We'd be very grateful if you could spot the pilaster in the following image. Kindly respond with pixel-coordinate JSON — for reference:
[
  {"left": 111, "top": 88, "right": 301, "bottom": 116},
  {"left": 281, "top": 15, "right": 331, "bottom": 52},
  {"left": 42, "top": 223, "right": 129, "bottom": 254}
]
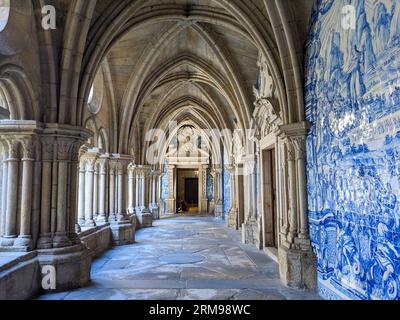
[{"left": 277, "top": 121, "right": 317, "bottom": 290}]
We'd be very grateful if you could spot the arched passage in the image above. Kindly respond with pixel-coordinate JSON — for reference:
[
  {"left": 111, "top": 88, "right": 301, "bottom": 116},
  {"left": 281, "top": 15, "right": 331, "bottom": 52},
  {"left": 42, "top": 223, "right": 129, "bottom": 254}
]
[{"left": 0, "top": 0, "right": 328, "bottom": 300}]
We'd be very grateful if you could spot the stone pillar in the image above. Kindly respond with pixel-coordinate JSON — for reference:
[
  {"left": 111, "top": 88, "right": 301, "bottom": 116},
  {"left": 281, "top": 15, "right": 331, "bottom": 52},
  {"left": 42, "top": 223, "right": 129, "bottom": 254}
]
[
  {"left": 84, "top": 159, "right": 96, "bottom": 227},
  {"left": 93, "top": 163, "right": 99, "bottom": 221},
  {"left": 135, "top": 166, "right": 141, "bottom": 213},
  {"left": 286, "top": 140, "right": 298, "bottom": 242},
  {"left": 15, "top": 138, "right": 35, "bottom": 249},
  {"left": 293, "top": 137, "right": 309, "bottom": 239},
  {"left": 115, "top": 161, "right": 129, "bottom": 222},
  {"left": 97, "top": 156, "right": 108, "bottom": 223},
  {"left": 199, "top": 164, "right": 209, "bottom": 213},
  {"left": 1, "top": 139, "right": 19, "bottom": 247},
  {"left": 166, "top": 165, "right": 176, "bottom": 213},
  {"left": 77, "top": 161, "right": 86, "bottom": 226},
  {"left": 53, "top": 138, "right": 75, "bottom": 248},
  {"left": 127, "top": 164, "right": 135, "bottom": 214},
  {"left": 0, "top": 121, "right": 92, "bottom": 291},
  {"left": 108, "top": 161, "right": 116, "bottom": 222},
  {"left": 150, "top": 170, "right": 160, "bottom": 220},
  {"left": 37, "top": 137, "right": 54, "bottom": 249},
  {"left": 109, "top": 155, "right": 135, "bottom": 245},
  {"left": 0, "top": 142, "right": 8, "bottom": 239},
  {"left": 277, "top": 122, "right": 317, "bottom": 291},
  {"left": 69, "top": 142, "right": 81, "bottom": 245},
  {"left": 136, "top": 166, "right": 152, "bottom": 227},
  {"left": 242, "top": 154, "right": 260, "bottom": 247},
  {"left": 226, "top": 165, "right": 238, "bottom": 229},
  {"left": 214, "top": 166, "right": 224, "bottom": 218}
]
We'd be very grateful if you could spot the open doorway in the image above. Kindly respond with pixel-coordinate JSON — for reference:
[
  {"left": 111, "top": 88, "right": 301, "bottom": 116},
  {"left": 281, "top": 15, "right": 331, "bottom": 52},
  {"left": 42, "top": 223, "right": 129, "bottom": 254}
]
[
  {"left": 262, "top": 148, "right": 278, "bottom": 248},
  {"left": 176, "top": 169, "right": 199, "bottom": 213}
]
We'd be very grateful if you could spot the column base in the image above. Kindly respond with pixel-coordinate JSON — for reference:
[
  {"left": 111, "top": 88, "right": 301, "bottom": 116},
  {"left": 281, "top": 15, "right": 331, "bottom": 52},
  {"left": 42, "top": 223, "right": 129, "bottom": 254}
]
[
  {"left": 209, "top": 200, "right": 215, "bottom": 214},
  {"left": 108, "top": 214, "right": 117, "bottom": 223},
  {"left": 110, "top": 221, "right": 135, "bottom": 246},
  {"left": 53, "top": 232, "right": 72, "bottom": 248},
  {"left": 14, "top": 235, "right": 33, "bottom": 250},
  {"left": 0, "top": 235, "right": 17, "bottom": 247},
  {"left": 200, "top": 199, "right": 208, "bottom": 214},
  {"left": 96, "top": 215, "right": 108, "bottom": 225},
  {"left": 84, "top": 220, "right": 96, "bottom": 228},
  {"left": 37, "top": 234, "right": 53, "bottom": 249},
  {"left": 166, "top": 199, "right": 176, "bottom": 214},
  {"left": 278, "top": 245, "right": 317, "bottom": 290},
  {"left": 37, "top": 244, "right": 91, "bottom": 292},
  {"left": 151, "top": 204, "right": 160, "bottom": 220},
  {"left": 227, "top": 208, "right": 238, "bottom": 229},
  {"left": 128, "top": 213, "right": 137, "bottom": 231},
  {"left": 214, "top": 202, "right": 224, "bottom": 219},
  {"left": 242, "top": 217, "right": 262, "bottom": 248},
  {"left": 137, "top": 212, "right": 153, "bottom": 228}
]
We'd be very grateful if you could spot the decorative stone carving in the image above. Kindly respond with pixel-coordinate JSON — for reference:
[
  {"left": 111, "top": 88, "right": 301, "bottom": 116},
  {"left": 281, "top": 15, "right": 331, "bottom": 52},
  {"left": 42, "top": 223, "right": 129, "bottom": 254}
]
[
  {"left": 20, "top": 136, "right": 36, "bottom": 160},
  {"left": 252, "top": 98, "right": 282, "bottom": 140},
  {"left": 256, "top": 52, "right": 275, "bottom": 99}
]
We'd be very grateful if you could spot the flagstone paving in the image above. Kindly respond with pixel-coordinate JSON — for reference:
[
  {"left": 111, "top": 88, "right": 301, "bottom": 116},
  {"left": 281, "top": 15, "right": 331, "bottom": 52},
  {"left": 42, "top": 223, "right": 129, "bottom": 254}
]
[{"left": 37, "top": 216, "right": 321, "bottom": 300}]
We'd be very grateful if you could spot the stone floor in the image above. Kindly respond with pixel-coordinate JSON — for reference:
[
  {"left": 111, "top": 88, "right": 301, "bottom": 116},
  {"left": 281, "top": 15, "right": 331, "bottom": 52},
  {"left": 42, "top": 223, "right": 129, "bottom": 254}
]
[{"left": 37, "top": 215, "right": 321, "bottom": 300}]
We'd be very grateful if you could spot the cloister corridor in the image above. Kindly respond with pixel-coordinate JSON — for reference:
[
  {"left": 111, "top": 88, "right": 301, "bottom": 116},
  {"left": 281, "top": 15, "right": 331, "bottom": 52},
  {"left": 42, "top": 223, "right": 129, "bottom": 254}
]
[{"left": 37, "top": 216, "right": 319, "bottom": 301}]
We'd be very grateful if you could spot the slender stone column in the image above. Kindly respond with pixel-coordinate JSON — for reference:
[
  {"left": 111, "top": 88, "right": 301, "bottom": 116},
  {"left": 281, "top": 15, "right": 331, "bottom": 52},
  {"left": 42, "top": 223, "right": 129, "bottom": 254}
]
[
  {"left": 77, "top": 162, "right": 86, "bottom": 226},
  {"left": 69, "top": 142, "right": 81, "bottom": 244},
  {"left": 286, "top": 139, "right": 298, "bottom": 242},
  {"left": 141, "top": 168, "right": 151, "bottom": 213},
  {"left": 0, "top": 143, "right": 8, "bottom": 238},
  {"left": 97, "top": 157, "right": 108, "bottom": 223},
  {"left": 214, "top": 166, "right": 224, "bottom": 218},
  {"left": 150, "top": 170, "right": 160, "bottom": 220},
  {"left": 53, "top": 139, "right": 74, "bottom": 248},
  {"left": 116, "top": 162, "right": 129, "bottom": 222},
  {"left": 226, "top": 165, "right": 237, "bottom": 228},
  {"left": 109, "top": 163, "right": 116, "bottom": 222},
  {"left": 148, "top": 170, "right": 154, "bottom": 209},
  {"left": 248, "top": 156, "right": 258, "bottom": 219},
  {"left": 199, "top": 164, "right": 209, "bottom": 213},
  {"left": 93, "top": 164, "right": 99, "bottom": 220},
  {"left": 15, "top": 138, "right": 35, "bottom": 248},
  {"left": 166, "top": 165, "right": 176, "bottom": 213},
  {"left": 135, "top": 167, "right": 141, "bottom": 213},
  {"left": 1, "top": 139, "right": 19, "bottom": 246},
  {"left": 84, "top": 159, "right": 96, "bottom": 227},
  {"left": 293, "top": 137, "right": 309, "bottom": 239},
  {"left": 242, "top": 154, "right": 261, "bottom": 246},
  {"left": 37, "top": 137, "right": 54, "bottom": 249},
  {"left": 128, "top": 164, "right": 135, "bottom": 214},
  {"left": 135, "top": 166, "right": 152, "bottom": 227}
]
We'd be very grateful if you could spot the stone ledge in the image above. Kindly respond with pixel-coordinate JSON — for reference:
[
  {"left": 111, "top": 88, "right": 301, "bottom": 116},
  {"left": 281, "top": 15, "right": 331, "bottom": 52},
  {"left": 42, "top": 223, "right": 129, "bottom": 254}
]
[
  {"left": 0, "top": 256, "right": 41, "bottom": 300},
  {"left": 79, "top": 225, "right": 112, "bottom": 259},
  {"left": 0, "top": 251, "right": 37, "bottom": 274}
]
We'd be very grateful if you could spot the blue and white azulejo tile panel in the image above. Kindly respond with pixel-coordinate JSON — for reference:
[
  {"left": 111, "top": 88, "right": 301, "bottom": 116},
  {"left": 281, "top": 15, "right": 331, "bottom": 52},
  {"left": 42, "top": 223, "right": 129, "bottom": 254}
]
[{"left": 305, "top": 0, "right": 400, "bottom": 300}]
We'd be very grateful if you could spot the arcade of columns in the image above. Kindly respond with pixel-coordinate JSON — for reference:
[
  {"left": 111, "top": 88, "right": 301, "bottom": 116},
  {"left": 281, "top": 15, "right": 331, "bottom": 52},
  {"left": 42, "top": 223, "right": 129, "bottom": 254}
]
[{"left": 0, "top": 108, "right": 315, "bottom": 293}]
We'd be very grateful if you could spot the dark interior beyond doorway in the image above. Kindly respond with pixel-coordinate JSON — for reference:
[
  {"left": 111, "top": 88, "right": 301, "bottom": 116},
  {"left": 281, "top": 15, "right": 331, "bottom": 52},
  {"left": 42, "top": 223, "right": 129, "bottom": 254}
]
[{"left": 185, "top": 178, "right": 199, "bottom": 207}]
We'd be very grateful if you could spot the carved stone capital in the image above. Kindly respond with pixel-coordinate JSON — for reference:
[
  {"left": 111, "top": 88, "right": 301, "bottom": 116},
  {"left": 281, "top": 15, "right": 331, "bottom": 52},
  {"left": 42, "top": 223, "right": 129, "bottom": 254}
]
[
  {"left": 41, "top": 137, "right": 55, "bottom": 161},
  {"left": 57, "top": 138, "right": 74, "bottom": 161},
  {"left": 284, "top": 138, "right": 296, "bottom": 162},
  {"left": 98, "top": 158, "right": 109, "bottom": 174},
  {"left": 291, "top": 136, "right": 307, "bottom": 160},
  {"left": 85, "top": 157, "right": 97, "bottom": 172}
]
